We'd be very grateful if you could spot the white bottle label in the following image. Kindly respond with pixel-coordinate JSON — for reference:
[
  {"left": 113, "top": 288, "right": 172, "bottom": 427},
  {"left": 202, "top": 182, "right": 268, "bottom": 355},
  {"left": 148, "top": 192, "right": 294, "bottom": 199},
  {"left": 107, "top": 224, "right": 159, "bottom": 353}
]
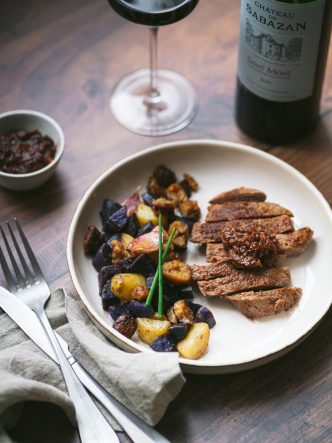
[{"left": 238, "top": 0, "right": 325, "bottom": 102}]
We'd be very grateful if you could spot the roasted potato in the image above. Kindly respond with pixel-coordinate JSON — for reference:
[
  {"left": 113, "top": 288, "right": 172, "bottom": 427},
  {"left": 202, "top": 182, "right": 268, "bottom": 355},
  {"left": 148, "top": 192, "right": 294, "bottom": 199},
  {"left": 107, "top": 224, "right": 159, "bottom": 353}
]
[
  {"left": 168, "top": 220, "right": 189, "bottom": 250},
  {"left": 183, "top": 172, "right": 198, "bottom": 191},
  {"left": 111, "top": 273, "right": 146, "bottom": 301},
  {"left": 173, "top": 300, "right": 194, "bottom": 325},
  {"left": 135, "top": 203, "right": 159, "bottom": 226},
  {"left": 120, "top": 233, "right": 134, "bottom": 257},
  {"left": 162, "top": 260, "right": 191, "bottom": 285},
  {"left": 166, "top": 183, "right": 188, "bottom": 204},
  {"left": 178, "top": 200, "right": 201, "bottom": 221},
  {"left": 137, "top": 318, "right": 171, "bottom": 345},
  {"left": 177, "top": 323, "right": 210, "bottom": 360},
  {"left": 111, "top": 239, "right": 125, "bottom": 263}
]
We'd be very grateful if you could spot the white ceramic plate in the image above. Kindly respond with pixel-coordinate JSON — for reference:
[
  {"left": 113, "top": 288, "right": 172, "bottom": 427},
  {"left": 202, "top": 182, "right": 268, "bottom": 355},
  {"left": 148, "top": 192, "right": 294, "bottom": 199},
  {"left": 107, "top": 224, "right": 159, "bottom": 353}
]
[{"left": 67, "top": 140, "right": 332, "bottom": 374}]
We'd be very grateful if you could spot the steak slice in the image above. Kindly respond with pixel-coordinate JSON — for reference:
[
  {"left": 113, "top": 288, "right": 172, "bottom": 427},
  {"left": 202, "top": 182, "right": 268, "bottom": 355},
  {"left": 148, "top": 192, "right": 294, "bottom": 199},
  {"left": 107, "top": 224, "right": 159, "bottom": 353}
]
[
  {"left": 206, "top": 228, "right": 313, "bottom": 261},
  {"left": 191, "top": 216, "right": 294, "bottom": 243},
  {"left": 197, "top": 267, "right": 290, "bottom": 296},
  {"left": 225, "top": 287, "right": 301, "bottom": 319},
  {"left": 191, "top": 260, "right": 233, "bottom": 281},
  {"left": 209, "top": 187, "right": 266, "bottom": 204},
  {"left": 206, "top": 201, "right": 293, "bottom": 222},
  {"left": 276, "top": 227, "right": 313, "bottom": 256}
]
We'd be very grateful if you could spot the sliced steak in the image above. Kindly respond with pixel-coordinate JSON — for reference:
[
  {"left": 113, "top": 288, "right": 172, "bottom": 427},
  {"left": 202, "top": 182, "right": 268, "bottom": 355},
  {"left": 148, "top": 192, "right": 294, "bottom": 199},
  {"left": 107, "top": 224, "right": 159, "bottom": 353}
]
[
  {"left": 209, "top": 187, "right": 266, "bottom": 204},
  {"left": 225, "top": 287, "right": 301, "bottom": 319},
  {"left": 191, "top": 215, "right": 294, "bottom": 243},
  {"left": 191, "top": 260, "right": 233, "bottom": 281},
  {"left": 206, "top": 201, "right": 293, "bottom": 222},
  {"left": 276, "top": 227, "right": 313, "bottom": 256},
  {"left": 197, "top": 267, "right": 290, "bottom": 297}
]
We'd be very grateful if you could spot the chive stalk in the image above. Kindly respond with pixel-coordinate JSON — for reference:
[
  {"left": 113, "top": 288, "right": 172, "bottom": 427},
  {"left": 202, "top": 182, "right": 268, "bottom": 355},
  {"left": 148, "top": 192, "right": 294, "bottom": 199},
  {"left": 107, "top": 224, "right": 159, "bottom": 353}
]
[
  {"left": 145, "top": 227, "right": 176, "bottom": 307},
  {"left": 158, "top": 215, "right": 163, "bottom": 318}
]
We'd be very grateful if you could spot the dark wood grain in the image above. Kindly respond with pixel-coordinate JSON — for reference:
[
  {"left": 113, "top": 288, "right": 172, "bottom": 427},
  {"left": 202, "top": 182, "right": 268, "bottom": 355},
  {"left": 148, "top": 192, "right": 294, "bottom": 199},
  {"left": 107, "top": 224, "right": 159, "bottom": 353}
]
[{"left": 1, "top": 1, "right": 332, "bottom": 442}]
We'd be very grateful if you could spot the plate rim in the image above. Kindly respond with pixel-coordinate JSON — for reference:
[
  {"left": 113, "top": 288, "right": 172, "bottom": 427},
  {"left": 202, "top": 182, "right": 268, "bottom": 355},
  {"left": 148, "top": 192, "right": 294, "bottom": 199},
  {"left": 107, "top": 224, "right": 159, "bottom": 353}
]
[{"left": 67, "top": 138, "right": 332, "bottom": 372}]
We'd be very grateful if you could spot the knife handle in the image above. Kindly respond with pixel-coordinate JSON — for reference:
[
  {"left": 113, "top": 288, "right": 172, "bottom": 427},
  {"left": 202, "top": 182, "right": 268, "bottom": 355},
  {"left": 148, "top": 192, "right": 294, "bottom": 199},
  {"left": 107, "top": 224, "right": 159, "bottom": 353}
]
[
  {"left": 71, "top": 361, "right": 170, "bottom": 443},
  {"left": 37, "top": 309, "right": 119, "bottom": 443}
]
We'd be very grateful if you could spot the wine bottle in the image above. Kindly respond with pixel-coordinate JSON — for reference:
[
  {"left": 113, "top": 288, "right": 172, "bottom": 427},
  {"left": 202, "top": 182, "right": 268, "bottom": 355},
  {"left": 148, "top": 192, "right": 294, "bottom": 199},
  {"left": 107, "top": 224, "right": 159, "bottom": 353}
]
[{"left": 235, "top": 0, "right": 332, "bottom": 143}]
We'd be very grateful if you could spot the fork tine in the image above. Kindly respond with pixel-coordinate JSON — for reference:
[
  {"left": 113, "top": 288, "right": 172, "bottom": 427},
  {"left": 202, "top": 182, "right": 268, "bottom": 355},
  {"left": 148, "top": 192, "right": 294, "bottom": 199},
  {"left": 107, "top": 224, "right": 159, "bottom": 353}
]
[
  {"left": 0, "top": 245, "right": 17, "bottom": 292},
  {"left": 0, "top": 225, "right": 25, "bottom": 288},
  {"left": 15, "top": 219, "right": 44, "bottom": 278},
  {"left": 7, "top": 221, "right": 35, "bottom": 284}
]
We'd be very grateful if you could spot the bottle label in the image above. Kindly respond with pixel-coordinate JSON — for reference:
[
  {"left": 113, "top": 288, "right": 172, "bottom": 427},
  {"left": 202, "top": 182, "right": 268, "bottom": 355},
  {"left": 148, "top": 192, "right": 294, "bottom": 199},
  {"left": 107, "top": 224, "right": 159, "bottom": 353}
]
[{"left": 238, "top": 0, "right": 325, "bottom": 102}]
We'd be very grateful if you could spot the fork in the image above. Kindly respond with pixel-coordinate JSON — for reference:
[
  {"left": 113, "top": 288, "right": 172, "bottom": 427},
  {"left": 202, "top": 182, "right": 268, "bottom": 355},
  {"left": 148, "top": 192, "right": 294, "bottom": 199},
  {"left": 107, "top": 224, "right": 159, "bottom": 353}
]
[{"left": 0, "top": 219, "right": 119, "bottom": 443}]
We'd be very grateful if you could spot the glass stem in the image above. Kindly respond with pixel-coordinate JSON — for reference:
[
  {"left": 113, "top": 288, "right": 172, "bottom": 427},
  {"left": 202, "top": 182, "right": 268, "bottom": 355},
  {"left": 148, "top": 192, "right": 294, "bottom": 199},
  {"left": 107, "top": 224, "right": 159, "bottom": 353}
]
[{"left": 149, "top": 26, "right": 159, "bottom": 98}]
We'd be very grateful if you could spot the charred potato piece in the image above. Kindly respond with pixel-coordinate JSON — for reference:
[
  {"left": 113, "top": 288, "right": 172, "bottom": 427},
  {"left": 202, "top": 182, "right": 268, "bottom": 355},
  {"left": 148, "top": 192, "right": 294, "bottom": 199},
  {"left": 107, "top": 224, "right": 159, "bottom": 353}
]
[
  {"left": 111, "top": 239, "right": 125, "bottom": 263},
  {"left": 113, "top": 315, "right": 137, "bottom": 339},
  {"left": 183, "top": 172, "right": 198, "bottom": 192},
  {"left": 162, "top": 260, "right": 191, "bottom": 285},
  {"left": 120, "top": 233, "right": 135, "bottom": 257},
  {"left": 153, "top": 165, "right": 177, "bottom": 187},
  {"left": 111, "top": 273, "right": 146, "bottom": 301},
  {"left": 177, "top": 323, "right": 210, "bottom": 360},
  {"left": 131, "top": 285, "right": 149, "bottom": 302},
  {"left": 166, "top": 183, "right": 188, "bottom": 204},
  {"left": 135, "top": 203, "right": 159, "bottom": 226},
  {"left": 152, "top": 198, "right": 176, "bottom": 210},
  {"left": 83, "top": 225, "right": 104, "bottom": 256},
  {"left": 178, "top": 200, "right": 201, "bottom": 221},
  {"left": 173, "top": 300, "right": 194, "bottom": 325},
  {"left": 147, "top": 176, "right": 165, "bottom": 197},
  {"left": 136, "top": 318, "right": 171, "bottom": 345},
  {"left": 167, "top": 306, "right": 178, "bottom": 324},
  {"left": 168, "top": 220, "right": 189, "bottom": 250}
]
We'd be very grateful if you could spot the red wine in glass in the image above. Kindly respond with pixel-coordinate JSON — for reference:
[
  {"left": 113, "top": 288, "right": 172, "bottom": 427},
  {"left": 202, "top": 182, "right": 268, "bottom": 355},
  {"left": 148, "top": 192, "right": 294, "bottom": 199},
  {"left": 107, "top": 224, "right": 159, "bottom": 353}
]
[{"left": 108, "top": 0, "right": 199, "bottom": 136}]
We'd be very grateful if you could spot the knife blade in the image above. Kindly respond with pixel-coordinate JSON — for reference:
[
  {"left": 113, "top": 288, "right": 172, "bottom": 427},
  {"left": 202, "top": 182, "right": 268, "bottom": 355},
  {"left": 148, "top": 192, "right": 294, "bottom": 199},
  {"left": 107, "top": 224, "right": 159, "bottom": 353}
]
[{"left": 0, "top": 287, "right": 170, "bottom": 443}]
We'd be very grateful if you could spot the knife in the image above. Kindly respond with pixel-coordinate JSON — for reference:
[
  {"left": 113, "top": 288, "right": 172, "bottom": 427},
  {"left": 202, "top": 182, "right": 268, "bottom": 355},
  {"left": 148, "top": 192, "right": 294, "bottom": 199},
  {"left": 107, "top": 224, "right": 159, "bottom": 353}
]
[{"left": 0, "top": 287, "right": 170, "bottom": 443}]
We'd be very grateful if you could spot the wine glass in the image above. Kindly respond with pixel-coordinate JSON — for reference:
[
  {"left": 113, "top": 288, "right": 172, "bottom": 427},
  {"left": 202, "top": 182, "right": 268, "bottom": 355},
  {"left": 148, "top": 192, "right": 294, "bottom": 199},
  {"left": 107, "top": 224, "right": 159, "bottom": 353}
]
[{"left": 108, "top": 0, "right": 199, "bottom": 136}]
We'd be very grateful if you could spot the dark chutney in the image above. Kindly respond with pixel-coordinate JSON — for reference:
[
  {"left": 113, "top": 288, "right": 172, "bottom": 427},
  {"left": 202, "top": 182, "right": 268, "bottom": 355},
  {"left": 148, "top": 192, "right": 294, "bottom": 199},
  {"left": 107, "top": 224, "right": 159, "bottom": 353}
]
[{"left": 0, "top": 129, "right": 56, "bottom": 174}]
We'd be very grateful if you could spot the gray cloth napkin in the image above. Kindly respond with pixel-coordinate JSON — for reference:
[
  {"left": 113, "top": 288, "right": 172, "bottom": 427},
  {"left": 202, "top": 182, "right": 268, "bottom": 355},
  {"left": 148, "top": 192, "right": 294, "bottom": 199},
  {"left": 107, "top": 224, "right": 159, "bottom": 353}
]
[{"left": 0, "top": 289, "right": 186, "bottom": 441}]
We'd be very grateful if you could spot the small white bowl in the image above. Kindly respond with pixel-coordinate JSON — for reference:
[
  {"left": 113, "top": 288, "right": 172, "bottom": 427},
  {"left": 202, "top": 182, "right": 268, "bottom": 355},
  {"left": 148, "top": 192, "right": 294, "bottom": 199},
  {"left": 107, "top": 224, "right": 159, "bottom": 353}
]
[{"left": 0, "top": 110, "right": 64, "bottom": 191}]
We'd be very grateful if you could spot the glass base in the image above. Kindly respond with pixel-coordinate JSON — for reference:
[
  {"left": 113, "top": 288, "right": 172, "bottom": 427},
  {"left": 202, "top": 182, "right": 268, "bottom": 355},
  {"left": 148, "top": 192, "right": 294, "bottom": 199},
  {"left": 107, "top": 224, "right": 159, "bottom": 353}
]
[{"left": 110, "top": 68, "right": 198, "bottom": 136}]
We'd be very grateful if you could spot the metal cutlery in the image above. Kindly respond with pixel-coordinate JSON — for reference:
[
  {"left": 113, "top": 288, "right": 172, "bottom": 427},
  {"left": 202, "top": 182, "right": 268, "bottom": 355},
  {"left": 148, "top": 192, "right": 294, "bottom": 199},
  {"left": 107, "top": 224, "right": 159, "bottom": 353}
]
[
  {"left": 0, "top": 220, "right": 119, "bottom": 443},
  {"left": 0, "top": 220, "right": 170, "bottom": 443}
]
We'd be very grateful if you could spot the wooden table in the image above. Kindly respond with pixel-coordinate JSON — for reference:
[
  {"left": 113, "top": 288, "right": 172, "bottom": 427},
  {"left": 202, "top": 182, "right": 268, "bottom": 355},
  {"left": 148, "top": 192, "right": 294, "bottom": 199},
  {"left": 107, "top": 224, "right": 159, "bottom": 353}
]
[{"left": 1, "top": 1, "right": 332, "bottom": 442}]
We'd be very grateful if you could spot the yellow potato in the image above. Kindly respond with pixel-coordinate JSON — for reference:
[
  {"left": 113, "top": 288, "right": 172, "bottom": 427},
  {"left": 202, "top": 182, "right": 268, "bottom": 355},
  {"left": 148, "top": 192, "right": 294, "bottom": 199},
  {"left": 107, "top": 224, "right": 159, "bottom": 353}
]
[
  {"left": 135, "top": 203, "right": 159, "bottom": 226},
  {"left": 120, "top": 233, "right": 134, "bottom": 257},
  {"left": 137, "top": 318, "right": 171, "bottom": 345},
  {"left": 177, "top": 323, "right": 210, "bottom": 360},
  {"left": 111, "top": 273, "right": 146, "bottom": 301}
]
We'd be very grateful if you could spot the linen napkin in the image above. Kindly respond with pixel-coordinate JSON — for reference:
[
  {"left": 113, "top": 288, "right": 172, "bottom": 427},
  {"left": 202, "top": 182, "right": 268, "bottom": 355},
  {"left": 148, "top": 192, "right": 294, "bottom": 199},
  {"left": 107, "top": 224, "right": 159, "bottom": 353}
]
[{"left": 0, "top": 289, "right": 186, "bottom": 442}]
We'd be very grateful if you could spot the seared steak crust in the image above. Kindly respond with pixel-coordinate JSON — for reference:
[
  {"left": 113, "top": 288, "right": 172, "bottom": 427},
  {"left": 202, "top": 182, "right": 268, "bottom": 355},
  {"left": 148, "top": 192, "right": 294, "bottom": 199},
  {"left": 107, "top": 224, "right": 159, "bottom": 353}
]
[
  {"left": 197, "top": 267, "right": 290, "bottom": 297},
  {"left": 276, "top": 227, "right": 313, "bottom": 256},
  {"left": 191, "top": 216, "right": 294, "bottom": 243},
  {"left": 209, "top": 187, "right": 266, "bottom": 204},
  {"left": 206, "top": 201, "right": 293, "bottom": 222},
  {"left": 225, "top": 287, "right": 301, "bottom": 319}
]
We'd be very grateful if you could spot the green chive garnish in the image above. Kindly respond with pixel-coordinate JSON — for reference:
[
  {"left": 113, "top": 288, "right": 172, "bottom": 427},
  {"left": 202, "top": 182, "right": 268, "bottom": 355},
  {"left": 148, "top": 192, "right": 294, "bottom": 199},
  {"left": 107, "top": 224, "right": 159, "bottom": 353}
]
[
  {"left": 145, "top": 226, "right": 176, "bottom": 307},
  {"left": 158, "top": 215, "right": 163, "bottom": 318}
]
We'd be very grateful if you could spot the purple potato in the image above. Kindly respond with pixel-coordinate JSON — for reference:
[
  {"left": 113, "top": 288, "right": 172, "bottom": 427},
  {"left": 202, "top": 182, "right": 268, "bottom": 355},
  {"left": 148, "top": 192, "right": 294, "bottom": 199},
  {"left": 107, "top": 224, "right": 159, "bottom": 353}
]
[
  {"left": 101, "top": 282, "right": 120, "bottom": 310},
  {"left": 188, "top": 302, "right": 203, "bottom": 316},
  {"left": 105, "top": 206, "right": 128, "bottom": 233},
  {"left": 177, "top": 285, "right": 194, "bottom": 300},
  {"left": 179, "top": 179, "right": 192, "bottom": 198},
  {"left": 127, "top": 301, "right": 154, "bottom": 318},
  {"left": 141, "top": 192, "right": 155, "bottom": 207},
  {"left": 100, "top": 200, "right": 122, "bottom": 229},
  {"left": 124, "top": 213, "right": 140, "bottom": 237},
  {"left": 92, "top": 241, "right": 112, "bottom": 271},
  {"left": 146, "top": 275, "right": 155, "bottom": 289},
  {"left": 195, "top": 306, "right": 216, "bottom": 329},
  {"left": 137, "top": 222, "right": 155, "bottom": 237},
  {"left": 98, "top": 263, "right": 122, "bottom": 294},
  {"left": 150, "top": 334, "right": 177, "bottom": 352},
  {"left": 168, "top": 323, "right": 189, "bottom": 342},
  {"left": 126, "top": 254, "right": 156, "bottom": 276},
  {"left": 108, "top": 303, "right": 130, "bottom": 321}
]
